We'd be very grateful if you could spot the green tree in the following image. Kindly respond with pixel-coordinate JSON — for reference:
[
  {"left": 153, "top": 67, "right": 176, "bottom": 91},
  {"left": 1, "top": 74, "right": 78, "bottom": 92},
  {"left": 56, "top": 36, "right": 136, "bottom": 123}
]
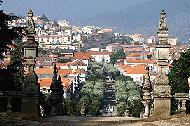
[
  {"left": 0, "top": 2, "right": 22, "bottom": 91},
  {"left": 65, "top": 98, "right": 79, "bottom": 116},
  {"left": 0, "top": 9, "right": 19, "bottom": 59},
  {"left": 115, "top": 76, "right": 143, "bottom": 117},
  {"left": 79, "top": 79, "right": 105, "bottom": 116},
  {"left": 7, "top": 36, "right": 24, "bottom": 91},
  {"left": 39, "top": 14, "right": 49, "bottom": 22},
  {"left": 126, "top": 81, "right": 143, "bottom": 117},
  {"left": 115, "top": 79, "right": 128, "bottom": 116},
  {"left": 110, "top": 48, "right": 126, "bottom": 65},
  {"left": 168, "top": 49, "right": 190, "bottom": 93}
]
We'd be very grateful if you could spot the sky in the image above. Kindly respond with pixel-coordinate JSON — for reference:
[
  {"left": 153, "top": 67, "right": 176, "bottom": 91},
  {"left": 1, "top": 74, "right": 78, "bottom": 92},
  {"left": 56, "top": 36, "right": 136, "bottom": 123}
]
[{"left": 1, "top": 0, "right": 149, "bottom": 23}]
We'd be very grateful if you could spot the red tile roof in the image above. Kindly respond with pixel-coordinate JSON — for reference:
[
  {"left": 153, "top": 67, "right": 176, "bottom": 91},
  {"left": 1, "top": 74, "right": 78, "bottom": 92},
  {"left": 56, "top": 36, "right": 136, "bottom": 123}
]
[
  {"left": 126, "top": 59, "right": 157, "bottom": 64},
  {"left": 39, "top": 77, "right": 72, "bottom": 90},
  {"left": 86, "top": 51, "right": 113, "bottom": 56},
  {"left": 125, "top": 66, "right": 147, "bottom": 74},
  {"left": 74, "top": 52, "right": 91, "bottom": 60}
]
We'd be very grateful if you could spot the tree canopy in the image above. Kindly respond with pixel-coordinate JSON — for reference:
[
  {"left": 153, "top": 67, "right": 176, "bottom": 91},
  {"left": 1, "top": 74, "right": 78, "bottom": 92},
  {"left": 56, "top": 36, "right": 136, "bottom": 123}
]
[
  {"left": 168, "top": 49, "right": 190, "bottom": 93},
  {"left": 110, "top": 48, "right": 126, "bottom": 65},
  {"left": 39, "top": 14, "right": 49, "bottom": 22},
  {"left": 0, "top": 9, "right": 19, "bottom": 59},
  {"left": 115, "top": 76, "right": 143, "bottom": 117}
]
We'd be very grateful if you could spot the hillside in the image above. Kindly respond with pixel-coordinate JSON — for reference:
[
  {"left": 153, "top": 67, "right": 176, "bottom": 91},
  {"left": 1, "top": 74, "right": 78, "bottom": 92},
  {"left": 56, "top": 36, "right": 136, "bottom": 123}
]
[{"left": 85, "top": 0, "right": 190, "bottom": 42}]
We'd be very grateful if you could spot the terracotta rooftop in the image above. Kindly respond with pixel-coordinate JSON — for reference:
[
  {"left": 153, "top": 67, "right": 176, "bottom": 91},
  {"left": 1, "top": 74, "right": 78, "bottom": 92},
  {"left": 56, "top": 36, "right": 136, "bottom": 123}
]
[
  {"left": 74, "top": 52, "right": 91, "bottom": 60},
  {"left": 35, "top": 67, "right": 87, "bottom": 76},
  {"left": 39, "top": 77, "right": 72, "bottom": 90},
  {"left": 126, "top": 59, "right": 157, "bottom": 64},
  {"left": 56, "top": 60, "right": 87, "bottom": 67},
  {"left": 35, "top": 67, "right": 53, "bottom": 74},
  {"left": 86, "top": 51, "right": 113, "bottom": 56},
  {"left": 125, "top": 66, "right": 147, "bottom": 74}
]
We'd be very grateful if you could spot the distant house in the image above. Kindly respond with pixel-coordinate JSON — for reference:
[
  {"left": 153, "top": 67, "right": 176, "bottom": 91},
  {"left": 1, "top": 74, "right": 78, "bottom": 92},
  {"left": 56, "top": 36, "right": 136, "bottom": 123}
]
[
  {"left": 73, "top": 52, "right": 92, "bottom": 65},
  {"left": 56, "top": 60, "right": 88, "bottom": 71},
  {"left": 36, "top": 67, "right": 87, "bottom": 97},
  {"left": 59, "top": 49, "right": 74, "bottom": 58},
  {"left": 39, "top": 77, "right": 72, "bottom": 98},
  {"left": 117, "top": 64, "right": 147, "bottom": 86},
  {"left": 86, "top": 51, "right": 112, "bottom": 63}
]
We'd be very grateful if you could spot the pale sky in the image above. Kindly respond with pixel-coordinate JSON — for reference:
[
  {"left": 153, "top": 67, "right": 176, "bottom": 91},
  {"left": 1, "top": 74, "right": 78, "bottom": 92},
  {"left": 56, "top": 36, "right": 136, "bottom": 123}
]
[{"left": 1, "top": 0, "right": 149, "bottom": 20}]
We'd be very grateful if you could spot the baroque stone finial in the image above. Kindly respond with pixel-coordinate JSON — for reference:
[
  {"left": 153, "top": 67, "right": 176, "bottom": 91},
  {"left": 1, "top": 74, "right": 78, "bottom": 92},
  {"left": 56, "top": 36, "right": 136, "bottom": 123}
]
[
  {"left": 157, "top": 10, "right": 169, "bottom": 45},
  {"left": 143, "top": 67, "right": 151, "bottom": 89},
  {"left": 159, "top": 10, "right": 167, "bottom": 31},
  {"left": 26, "top": 9, "right": 35, "bottom": 37},
  {"left": 28, "top": 9, "right": 33, "bottom": 17}
]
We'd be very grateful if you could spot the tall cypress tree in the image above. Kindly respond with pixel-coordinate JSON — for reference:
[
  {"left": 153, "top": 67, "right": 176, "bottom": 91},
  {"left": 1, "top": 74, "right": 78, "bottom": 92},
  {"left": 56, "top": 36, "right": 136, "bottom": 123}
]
[
  {"left": 7, "top": 33, "right": 24, "bottom": 91},
  {"left": 0, "top": 2, "right": 19, "bottom": 59},
  {"left": 0, "top": 1, "right": 23, "bottom": 91}
]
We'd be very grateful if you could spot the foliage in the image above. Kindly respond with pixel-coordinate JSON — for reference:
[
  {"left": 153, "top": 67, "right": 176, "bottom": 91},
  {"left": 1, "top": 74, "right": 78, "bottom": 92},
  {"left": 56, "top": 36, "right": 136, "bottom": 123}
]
[
  {"left": 110, "top": 48, "right": 126, "bottom": 65},
  {"left": 115, "top": 76, "right": 143, "bottom": 117},
  {"left": 126, "top": 81, "right": 143, "bottom": 117},
  {"left": 88, "top": 62, "right": 120, "bottom": 80},
  {"left": 0, "top": 9, "right": 19, "bottom": 59},
  {"left": 115, "top": 80, "right": 127, "bottom": 102},
  {"left": 0, "top": 4, "right": 23, "bottom": 91},
  {"left": 79, "top": 79, "right": 105, "bottom": 116},
  {"left": 168, "top": 49, "right": 190, "bottom": 93},
  {"left": 7, "top": 37, "right": 24, "bottom": 91},
  {"left": 39, "top": 14, "right": 49, "bottom": 22},
  {"left": 110, "top": 36, "right": 133, "bottom": 44},
  {"left": 65, "top": 98, "right": 79, "bottom": 116},
  {"left": 115, "top": 75, "right": 133, "bottom": 81},
  {"left": 117, "top": 102, "right": 126, "bottom": 117}
]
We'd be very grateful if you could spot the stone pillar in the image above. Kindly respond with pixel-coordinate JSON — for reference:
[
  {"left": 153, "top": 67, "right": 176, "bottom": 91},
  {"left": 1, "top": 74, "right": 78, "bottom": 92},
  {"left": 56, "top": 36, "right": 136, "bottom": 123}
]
[
  {"left": 22, "top": 9, "right": 40, "bottom": 117},
  {"left": 181, "top": 99, "right": 186, "bottom": 111},
  {"left": 153, "top": 10, "right": 171, "bottom": 116},
  {"left": 143, "top": 102, "right": 150, "bottom": 118},
  {"left": 142, "top": 67, "right": 152, "bottom": 118}
]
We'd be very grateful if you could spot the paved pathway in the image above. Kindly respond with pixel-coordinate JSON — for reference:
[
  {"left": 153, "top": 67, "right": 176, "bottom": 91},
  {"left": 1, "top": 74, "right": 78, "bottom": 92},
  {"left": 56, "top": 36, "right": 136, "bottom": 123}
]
[
  {"left": 41, "top": 116, "right": 141, "bottom": 126},
  {"left": 101, "top": 80, "right": 117, "bottom": 116},
  {"left": 2, "top": 115, "right": 190, "bottom": 126}
]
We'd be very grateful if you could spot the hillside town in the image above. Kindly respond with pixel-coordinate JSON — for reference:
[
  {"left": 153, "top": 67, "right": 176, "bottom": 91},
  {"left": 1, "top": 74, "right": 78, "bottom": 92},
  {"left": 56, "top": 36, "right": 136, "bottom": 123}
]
[
  {"left": 1, "top": 1, "right": 190, "bottom": 126},
  {"left": 2, "top": 11, "right": 188, "bottom": 99}
]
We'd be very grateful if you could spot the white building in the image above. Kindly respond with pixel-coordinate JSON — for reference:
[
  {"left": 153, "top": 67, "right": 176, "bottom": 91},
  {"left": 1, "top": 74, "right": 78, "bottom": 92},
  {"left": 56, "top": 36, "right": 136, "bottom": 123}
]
[
  {"left": 88, "top": 51, "right": 112, "bottom": 63},
  {"left": 168, "top": 38, "right": 177, "bottom": 45},
  {"left": 57, "top": 20, "right": 70, "bottom": 27}
]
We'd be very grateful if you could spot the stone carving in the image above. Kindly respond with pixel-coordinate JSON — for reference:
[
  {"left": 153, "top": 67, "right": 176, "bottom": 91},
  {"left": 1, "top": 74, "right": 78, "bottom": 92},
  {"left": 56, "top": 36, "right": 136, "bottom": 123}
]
[
  {"left": 142, "top": 67, "right": 152, "bottom": 118},
  {"left": 154, "top": 71, "right": 169, "bottom": 85},
  {"left": 157, "top": 10, "right": 168, "bottom": 45},
  {"left": 154, "top": 85, "right": 171, "bottom": 97},
  {"left": 159, "top": 10, "right": 168, "bottom": 31},
  {"left": 26, "top": 9, "right": 35, "bottom": 36}
]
